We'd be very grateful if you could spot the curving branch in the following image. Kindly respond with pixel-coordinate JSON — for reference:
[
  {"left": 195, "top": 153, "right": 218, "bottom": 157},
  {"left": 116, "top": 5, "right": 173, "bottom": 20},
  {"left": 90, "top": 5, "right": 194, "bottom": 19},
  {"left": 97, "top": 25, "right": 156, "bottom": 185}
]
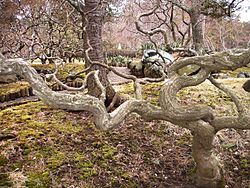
[
  {"left": 66, "top": 0, "right": 85, "bottom": 13},
  {"left": 208, "top": 76, "right": 246, "bottom": 116},
  {"left": 169, "top": 48, "right": 250, "bottom": 72},
  {"left": 1, "top": 47, "right": 250, "bottom": 188},
  {"left": 93, "top": 70, "right": 106, "bottom": 102},
  {"left": 168, "top": 0, "right": 191, "bottom": 14},
  {"left": 160, "top": 67, "right": 214, "bottom": 122},
  {"left": 0, "top": 58, "right": 169, "bottom": 130},
  {"left": 1, "top": 44, "right": 250, "bottom": 130},
  {"left": 135, "top": 1, "right": 169, "bottom": 45}
]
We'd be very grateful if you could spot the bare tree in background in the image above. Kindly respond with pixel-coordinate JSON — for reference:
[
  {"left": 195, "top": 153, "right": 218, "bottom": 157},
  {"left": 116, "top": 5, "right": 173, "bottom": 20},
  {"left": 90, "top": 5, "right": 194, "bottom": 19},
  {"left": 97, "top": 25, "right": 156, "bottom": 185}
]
[
  {"left": 172, "top": 0, "right": 245, "bottom": 53},
  {"left": 135, "top": 0, "right": 245, "bottom": 54},
  {"left": 204, "top": 18, "right": 250, "bottom": 50},
  {"left": 0, "top": 0, "right": 119, "bottom": 105},
  {"left": 0, "top": 0, "right": 82, "bottom": 61}
]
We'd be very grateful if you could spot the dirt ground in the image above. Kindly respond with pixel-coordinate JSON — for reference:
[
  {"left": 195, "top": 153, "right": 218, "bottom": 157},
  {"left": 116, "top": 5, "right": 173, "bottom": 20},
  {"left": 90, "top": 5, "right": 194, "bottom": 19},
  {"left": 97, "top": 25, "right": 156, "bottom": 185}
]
[{"left": 108, "top": 67, "right": 132, "bottom": 85}]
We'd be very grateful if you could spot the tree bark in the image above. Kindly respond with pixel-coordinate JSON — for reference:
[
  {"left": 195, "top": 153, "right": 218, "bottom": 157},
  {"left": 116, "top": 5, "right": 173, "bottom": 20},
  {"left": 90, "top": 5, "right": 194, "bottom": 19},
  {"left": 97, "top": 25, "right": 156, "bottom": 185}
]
[
  {"left": 83, "top": 0, "right": 116, "bottom": 105},
  {"left": 191, "top": 121, "right": 224, "bottom": 188},
  {"left": 190, "top": 1, "right": 205, "bottom": 54}
]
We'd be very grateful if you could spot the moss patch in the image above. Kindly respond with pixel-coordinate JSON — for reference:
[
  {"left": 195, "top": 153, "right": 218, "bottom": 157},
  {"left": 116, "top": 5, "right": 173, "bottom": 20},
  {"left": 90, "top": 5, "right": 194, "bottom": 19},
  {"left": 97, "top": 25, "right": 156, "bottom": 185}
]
[
  {"left": 31, "top": 63, "right": 85, "bottom": 81},
  {"left": 223, "top": 66, "right": 250, "bottom": 78},
  {"left": 0, "top": 173, "right": 13, "bottom": 187},
  {"left": 0, "top": 81, "right": 30, "bottom": 95},
  {"left": 25, "top": 171, "right": 51, "bottom": 188},
  {"left": 0, "top": 155, "right": 8, "bottom": 168}
]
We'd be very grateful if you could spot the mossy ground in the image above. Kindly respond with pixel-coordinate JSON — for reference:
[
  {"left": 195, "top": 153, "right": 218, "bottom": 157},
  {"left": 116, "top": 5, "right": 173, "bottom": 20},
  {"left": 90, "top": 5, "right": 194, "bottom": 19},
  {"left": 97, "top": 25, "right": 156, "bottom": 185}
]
[
  {"left": 223, "top": 66, "right": 250, "bottom": 78},
  {"left": 118, "top": 78, "right": 250, "bottom": 114},
  {"left": 0, "top": 82, "right": 30, "bottom": 95},
  {"left": 176, "top": 78, "right": 250, "bottom": 116},
  {"left": 0, "top": 63, "right": 86, "bottom": 102},
  {"left": 31, "top": 62, "right": 85, "bottom": 81},
  {"left": 0, "top": 77, "right": 249, "bottom": 187}
]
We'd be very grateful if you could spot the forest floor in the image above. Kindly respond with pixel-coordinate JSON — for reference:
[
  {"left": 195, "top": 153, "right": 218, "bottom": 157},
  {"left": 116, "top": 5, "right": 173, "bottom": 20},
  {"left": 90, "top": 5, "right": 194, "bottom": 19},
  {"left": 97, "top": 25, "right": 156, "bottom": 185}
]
[
  {"left": 108, "top": 67, "right": 132, "bottom": 85},
  {"left": 0, "top": 73, "right": 250, "bottom": 187}
]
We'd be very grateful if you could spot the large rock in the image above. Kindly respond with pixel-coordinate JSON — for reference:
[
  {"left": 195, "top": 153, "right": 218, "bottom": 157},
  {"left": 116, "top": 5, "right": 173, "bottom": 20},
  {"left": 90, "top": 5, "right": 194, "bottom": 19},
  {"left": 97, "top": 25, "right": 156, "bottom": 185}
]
[
  {"left": 243, "top": 79, "right": 250, "bottom": 92},
  {"left": 142, "top": 49, "right": 174, "bottom": 66},
  {"left": 127, "top": 60, "right": 144, "bottom": 77},
  {"left": 127, "top": 49, "right": 174, "bottom": 78},
  {"left": 142, "top": 49, "right": 173, "bottom": 78},
  {"left": 144, "top": 63, "right": 164, "bottom": 78},
  {"left": 237, "top": 72, "right": 250, "bottom": 78}
]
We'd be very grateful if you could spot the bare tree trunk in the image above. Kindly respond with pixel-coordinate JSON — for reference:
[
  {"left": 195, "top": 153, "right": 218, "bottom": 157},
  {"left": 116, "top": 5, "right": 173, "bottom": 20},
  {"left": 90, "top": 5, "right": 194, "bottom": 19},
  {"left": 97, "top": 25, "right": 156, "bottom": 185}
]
[
  {"left": 190, "top": 10, "right": 204, "bottom": 53},
  {"left": 83, "top": 0, "right": 116, "bottom": 105},
  {"left": 190, "top": 0, "right": 204, "bottom": 54},
  {"left": 191, "top": 121, "right": 224, "bottom": 188}
]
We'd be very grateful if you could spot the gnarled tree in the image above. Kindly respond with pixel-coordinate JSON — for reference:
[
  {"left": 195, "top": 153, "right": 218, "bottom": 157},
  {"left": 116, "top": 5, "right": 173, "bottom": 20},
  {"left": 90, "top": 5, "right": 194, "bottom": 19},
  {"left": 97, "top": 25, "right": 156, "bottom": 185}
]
[
  {"left": 66, "top": 0, "right": 119, "bottom": 105},
  {"left": 1, "top": 46, "right": 250, "bottom": 187}
]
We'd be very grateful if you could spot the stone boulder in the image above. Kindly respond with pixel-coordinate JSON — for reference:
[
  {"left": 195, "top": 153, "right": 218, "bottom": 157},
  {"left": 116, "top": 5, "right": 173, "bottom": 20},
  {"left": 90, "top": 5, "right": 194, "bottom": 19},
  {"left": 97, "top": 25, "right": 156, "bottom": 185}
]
[
  {"left": 127, "top": 60, "right": 144, "bottom": 77},
  {"left": 237, "top": 72, "right": 250, "bottom": 78},
  {"left": 144, "top": 63, "right": 164, "bottom": 78},
  {"left": 127, "top": 49, "right": 174, "bottom": 78},
  {"left": 243, "top": 79, "right": 250, "bottom": 92}
]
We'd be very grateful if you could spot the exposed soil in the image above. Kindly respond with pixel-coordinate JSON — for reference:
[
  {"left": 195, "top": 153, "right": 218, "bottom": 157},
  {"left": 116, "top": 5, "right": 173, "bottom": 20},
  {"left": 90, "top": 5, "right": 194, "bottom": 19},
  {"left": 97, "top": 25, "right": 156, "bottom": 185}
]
[
  {"left": 108, "top": 67, "right": 132, "bottom": 85},
  {"left": 0, "top": 96, "right": 39, "bottom": 110}
]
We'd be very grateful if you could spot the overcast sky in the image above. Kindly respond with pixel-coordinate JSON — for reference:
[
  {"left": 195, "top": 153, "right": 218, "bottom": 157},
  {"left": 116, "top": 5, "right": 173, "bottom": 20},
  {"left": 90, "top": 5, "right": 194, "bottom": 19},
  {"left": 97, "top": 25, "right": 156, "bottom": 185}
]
[{"left": 237, "top": 1, "right": 250, "bottom": 22}]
